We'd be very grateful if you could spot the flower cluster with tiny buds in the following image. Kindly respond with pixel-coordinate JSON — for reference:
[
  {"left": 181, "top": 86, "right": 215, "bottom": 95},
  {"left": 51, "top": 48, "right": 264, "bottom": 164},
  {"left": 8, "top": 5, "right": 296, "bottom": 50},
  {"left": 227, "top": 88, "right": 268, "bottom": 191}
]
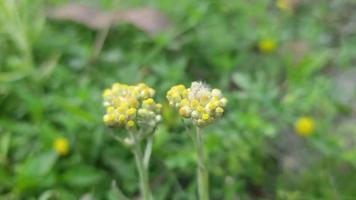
[
  {"left": 102, "top": 83, "right": 162, "bottom": 130},
  {"left": 166, "top": 81, "right": 227, "bottom": 127}
]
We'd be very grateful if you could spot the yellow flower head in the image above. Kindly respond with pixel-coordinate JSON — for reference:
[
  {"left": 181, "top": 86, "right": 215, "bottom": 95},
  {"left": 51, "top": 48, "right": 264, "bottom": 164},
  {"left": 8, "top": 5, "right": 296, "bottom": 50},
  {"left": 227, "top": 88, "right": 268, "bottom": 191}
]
[
  {"left": 53, "top": 137, "right": 69, "bottom": 156},
  {"left": 276, "top": 0, "right": 292, "bottom": 11},
  {"left": 294, "top": 117, "right": 315, "bottom": 137},
  {"left": 258, "top": 38, "right": 277, "bottom": 54},
  {"left": 167, "top": 81, "right": 227, "bottom": 127},
  {"left": 102, "top": 82, "right": 161, "bottom": 130}
]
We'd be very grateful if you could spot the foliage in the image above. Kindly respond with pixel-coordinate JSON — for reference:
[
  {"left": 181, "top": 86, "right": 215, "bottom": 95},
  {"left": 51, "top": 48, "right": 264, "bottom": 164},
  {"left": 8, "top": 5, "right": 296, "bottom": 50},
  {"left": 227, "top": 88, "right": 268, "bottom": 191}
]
[{"left": 0, "top": 0, "right": 355, "bottom": 199}]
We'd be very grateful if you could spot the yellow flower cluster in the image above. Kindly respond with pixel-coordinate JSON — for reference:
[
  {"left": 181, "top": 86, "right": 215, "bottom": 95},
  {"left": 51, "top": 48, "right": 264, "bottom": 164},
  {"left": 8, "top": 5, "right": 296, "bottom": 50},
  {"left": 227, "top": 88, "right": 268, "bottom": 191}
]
[
  {"left": 294, "top": 117, "right": 315, "bottom": 137},
  {"left": 166, "top": 81, "right": 227, "bottom": 127},
  {"left": 102, "top": 83, "right": 162, "bottom": 129}
]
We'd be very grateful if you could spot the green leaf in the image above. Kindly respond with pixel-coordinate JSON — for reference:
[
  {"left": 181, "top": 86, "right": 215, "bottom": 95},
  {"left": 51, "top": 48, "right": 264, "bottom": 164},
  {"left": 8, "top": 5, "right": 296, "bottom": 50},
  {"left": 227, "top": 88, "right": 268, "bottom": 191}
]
[
  {"left": 19, "top": 151, "right": 57, "bottom": 177},
  {"left": 16, "top": 151, "right": 57, "bottom": 190},
  {"left": 61, "top": 165, "right": 104, "bottom": 187},
  {"left": 107, "top": 180, "right": 130, "bottom": 200},
  {"left": 0, "top": 131, "right": 11, "bottom": 162}
]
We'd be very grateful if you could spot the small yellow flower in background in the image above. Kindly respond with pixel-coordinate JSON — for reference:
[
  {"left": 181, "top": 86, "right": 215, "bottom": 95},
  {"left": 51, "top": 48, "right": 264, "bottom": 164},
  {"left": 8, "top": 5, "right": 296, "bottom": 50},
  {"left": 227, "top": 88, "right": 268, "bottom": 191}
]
[
  {"left": 166, "top": 81, "right": 227, "bottom": 127},
  {"left": 294, "top": 117, "right": 315, "bottom": 137},
  {"left": 53, "top": 137, "right": 69, "bottom": 156},
  {"left": 276, "top": 0, "right": 290, "bottom": 11},
  {"left": 276, "top": 0, "right": 296, "bottom": 11},
  {"left": 102, "top": 82, "right": 161, "bottom": 130},
  {"left": 258, "top": 38, "right": 277, "bottom": 54}
]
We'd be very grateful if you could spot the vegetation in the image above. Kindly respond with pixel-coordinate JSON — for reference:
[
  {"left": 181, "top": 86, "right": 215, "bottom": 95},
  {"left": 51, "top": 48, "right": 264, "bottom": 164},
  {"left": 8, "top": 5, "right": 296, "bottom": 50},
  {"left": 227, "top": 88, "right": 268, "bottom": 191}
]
[{"left": 0, "top": 0, "right": 355, "bottom": 199}]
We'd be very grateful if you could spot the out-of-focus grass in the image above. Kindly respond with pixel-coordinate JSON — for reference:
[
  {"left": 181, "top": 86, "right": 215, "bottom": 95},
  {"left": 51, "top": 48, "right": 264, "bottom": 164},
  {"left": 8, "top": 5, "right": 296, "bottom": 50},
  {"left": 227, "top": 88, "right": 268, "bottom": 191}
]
[{"left": 0, "top": 0, "right": 356, "bottom": 199}]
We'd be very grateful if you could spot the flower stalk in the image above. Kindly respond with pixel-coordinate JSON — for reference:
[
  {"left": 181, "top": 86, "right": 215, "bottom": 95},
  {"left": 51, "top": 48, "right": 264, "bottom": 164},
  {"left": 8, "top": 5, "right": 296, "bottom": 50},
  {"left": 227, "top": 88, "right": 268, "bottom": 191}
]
[
  {"left": 166, "top": 81, "right": 227, "bottom": 200},
  {"left": 102, "top": 82, "right": 161, "bottom": 200},
  {"left": 131, "top": 132, "right": 153, "bottom": 200},
  {"left": 195, "top": 127, "right": 209, "bottom": 200}
]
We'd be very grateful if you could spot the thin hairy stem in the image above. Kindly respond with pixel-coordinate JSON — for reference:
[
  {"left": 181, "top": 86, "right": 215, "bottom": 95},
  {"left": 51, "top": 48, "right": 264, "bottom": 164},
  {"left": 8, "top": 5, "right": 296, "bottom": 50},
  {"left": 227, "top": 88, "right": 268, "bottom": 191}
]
[
  {"left": 195, "top": 127, "right": 209, "bottom": 200},
  {"left": 143, "top": 136, "right": 153, "bottom": 170},
  {"left": 130, "top": 132, "right": 153, "bottom": 200}
]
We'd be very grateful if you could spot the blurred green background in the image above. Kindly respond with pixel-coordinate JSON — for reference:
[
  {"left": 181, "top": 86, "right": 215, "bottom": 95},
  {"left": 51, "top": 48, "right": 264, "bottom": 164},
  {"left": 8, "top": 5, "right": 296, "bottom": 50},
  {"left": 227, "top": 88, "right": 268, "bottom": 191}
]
[{"left": 1, "top": 0, "right": 356, "bottom": 199}]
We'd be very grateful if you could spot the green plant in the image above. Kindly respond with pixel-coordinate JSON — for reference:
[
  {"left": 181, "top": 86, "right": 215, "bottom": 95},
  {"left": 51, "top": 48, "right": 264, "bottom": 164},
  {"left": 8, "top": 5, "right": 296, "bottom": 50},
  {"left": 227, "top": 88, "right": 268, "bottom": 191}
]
[
  {"left": 0, "top": 0, "right": 355, "bottom": 199},
  {"left": 102, "top": 82, "right": 162, "bottom": 200},
  {"left": 166, "top": 81, "right": 227, "bottom": 200}
]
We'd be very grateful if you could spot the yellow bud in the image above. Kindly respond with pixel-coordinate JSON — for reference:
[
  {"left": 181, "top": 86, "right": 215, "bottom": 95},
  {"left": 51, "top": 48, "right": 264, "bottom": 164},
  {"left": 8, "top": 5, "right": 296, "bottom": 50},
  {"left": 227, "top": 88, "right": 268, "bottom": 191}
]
[
  {"left": 202, "top": 113, "right": 209, "bottom": 121},
  {"left": 177, "top": 85, "right": 186, "bottom": 91},
  {"left": 138, "top": 109, "right": 148, "bottom": 116},
  {"left": 200, "top": 95, "right": 209, "bottom": 104},
  {"left": 144, "top": 98, "right": 154, "bottom": 105},
  {"left": 191, "top": 100, "right": 199, "bottom": 108},
  {"left": 141, "top": 88, "right": 149, "bottom": 96},
  {"left": 180, "top": 98, "right": 189, "bottom": 106},
  {"left": 112, "top": 83, "right": 121, "bottom": 91},
  {"left": 127, "top": 108, "right": 136, "bottom": 116},
  {"left": 118, "top": 115, "right": 126, "bottom": 123},
  {"left": 172, "top": 93, "right": 180, "bottom": 100},
  {"left": 208, "top": 102, "right": 216, "bottom": 110},
  {"left": 117, "top": 106, "right": 126, "bottom": 113},
  {"left": 121, "top": 102, "right": 128, "bottom": 107},
  {"left": 127, "top": 120, "right": 135, "bottom": 127},
  {"left": 102, "top": 89, "right": 111, "bottom": 97},
  {"left": 107, "top": 106, "right": 115, "bottom": 113},
  {"left": 215, "top": 107, "right": 224, "bottom": 113},
  {"left": 148, "top": 88, "right": 155, "bottom": 96},
  {"left": 156, "top": 103, "right": 162, "bottom": 110},
  {"left": 103, "top": 114, "right": 115, "bottom": 124},
  {"left": 179, "top": 106, "right": 191, "bottom": 118},
  {"left": 112, "top": 99, "right": 120, "bottom": 106},
  {"left": 128, "top": 98, "right": 138, "bottom": 107},
  {"left": 215, "top": 107, "right": 224, "bottom": 117},
  {"left": 197, "top": 106, "right": 204, "bottom": 113}
]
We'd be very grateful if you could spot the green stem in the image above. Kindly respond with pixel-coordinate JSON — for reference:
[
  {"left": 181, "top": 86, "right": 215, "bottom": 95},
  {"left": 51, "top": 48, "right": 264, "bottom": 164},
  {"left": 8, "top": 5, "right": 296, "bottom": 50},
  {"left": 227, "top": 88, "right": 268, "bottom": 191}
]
[
  {"left": 195, "top": 127, "right": 209, "bottom": 200},
  {"left": 143, "top": 137, "right": 153, "bottom": 170},
  {"left": 131, "top": 132, "right": 153, "bottom": 200}
]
